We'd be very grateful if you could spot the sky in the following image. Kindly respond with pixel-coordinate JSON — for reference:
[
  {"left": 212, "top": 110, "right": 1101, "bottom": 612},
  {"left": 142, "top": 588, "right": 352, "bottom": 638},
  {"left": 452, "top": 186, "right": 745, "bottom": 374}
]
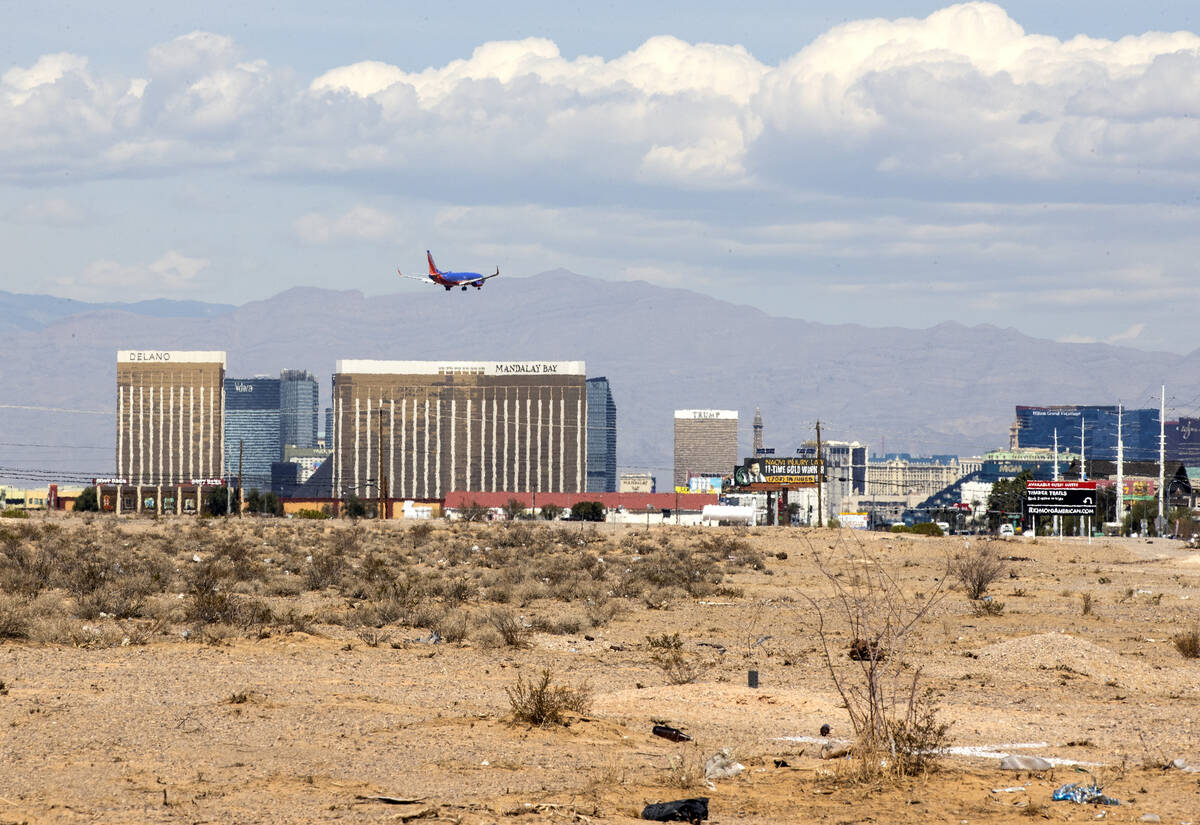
[{"left": 3, "top": 1, "right": 1200, "bottom": 352}]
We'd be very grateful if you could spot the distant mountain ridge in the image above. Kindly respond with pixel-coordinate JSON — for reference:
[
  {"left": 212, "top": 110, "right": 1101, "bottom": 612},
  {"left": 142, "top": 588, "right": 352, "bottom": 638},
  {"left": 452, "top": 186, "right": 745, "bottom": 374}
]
[
  {"left": 1, "top": 272, "right": 1195, "bottom": 486},
  {"left": 0, "top": 289, "right": 235, "bottom": 333}
]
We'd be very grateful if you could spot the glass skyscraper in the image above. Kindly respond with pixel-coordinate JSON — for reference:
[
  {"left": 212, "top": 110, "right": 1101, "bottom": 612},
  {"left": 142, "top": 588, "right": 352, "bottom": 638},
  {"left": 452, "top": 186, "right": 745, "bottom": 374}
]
[
  {"left": 223, "top": 377, "right": 281, "bottom": 491},
  {"left": 280, "top": 369, "right": 320, "bottom": 450},
  {"left": 586, "top": 377, "right": 617, "bottom": 492}
]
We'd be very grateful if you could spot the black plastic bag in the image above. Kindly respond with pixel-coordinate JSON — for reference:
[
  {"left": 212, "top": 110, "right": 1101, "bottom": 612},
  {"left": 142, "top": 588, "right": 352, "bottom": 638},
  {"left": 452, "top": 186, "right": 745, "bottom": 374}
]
[{"left": 642, "top": 797, "right": 709, "bottom": 823}]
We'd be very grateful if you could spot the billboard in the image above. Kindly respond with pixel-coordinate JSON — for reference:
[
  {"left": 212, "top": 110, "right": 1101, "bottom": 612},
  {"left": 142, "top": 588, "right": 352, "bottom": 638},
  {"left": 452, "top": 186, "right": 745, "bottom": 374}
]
[
  {"left": 1121, "top": 477, "right": 1158, "bottom": 501},
  {"left": 838, "top": 512, "right": 869, "bottom": 529},
  {"left": 687, "top": 476, "right": 723, "bottom": 494},
  {"left": 1026, "top": 480, "right": 1098, "bottom": 515},
  {"left": 1166, "top": 417, "right": 1200, "bottom": 465},
  {"left": 734, "top": 457, "right": 825, "bottom": 487},
  {"left": 1014, "top": 405, "right": 1159, "bottom": 461}
]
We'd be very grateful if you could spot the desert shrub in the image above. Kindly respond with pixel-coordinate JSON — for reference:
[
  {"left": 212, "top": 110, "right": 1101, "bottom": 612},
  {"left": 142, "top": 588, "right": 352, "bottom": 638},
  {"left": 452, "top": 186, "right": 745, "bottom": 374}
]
[
  {"left": 506, "top": 667, "right": 591, "bottom": 726},
  {"left": 186, "top": 560, "right": 239, "bottom": 624},
  {"left": 436, "top": 609, "right": 470, "bottom": 642},
  {"left": 585, "top": 599, "right": 620, "bottom": 628},
  {"left": 619, "top": 545, "right": 720, "bottom": 598},
  {"left": 356, "top": 626, "right": 392, "bottom": 647},
  {"left": 1173, "top": 627, "right": 1200, "bottom": 659},
  {"left": 0, "top": 534, "right": 52, "bottom": 597},
  {"left": 409, "top": 521, "right": 435, "bottom": 546},
  {"left": 0, "top": 594, "right": 31, "bottom": 639},
  {"left": 664, "top": 751, "right": 707, "bottom": 789},
  {"left": 1080, "top": 592, "right": 1095, "bottom": 616},
  {"left": 277, "top": 607, "right": 315, "bottom": 634},
  {"left": 486, "top": 607, "right": 531, "bottom": 647},
  {"left": 950, "top": 546, "right": 1006, "bottom": 600},
  {"left": 970, "top": 597, "right": 1005, "bottom": 617},
  {"left": 653, "top": 650, "right": 708, "bottom": 685},
  {"left": 888, "top": 688, "right": 950, "bottom": 775},
  {"left": 295, "top": 509, "right": 329, "bottom": 520},
  {"left": 1, "top": 509, "right": 29, "bottom": 519},
  {"left": 305, "top": 549, "right": 346, "bottom": 591},
  {"left": 647, "top": 632, "right": 684, "bottom": 650},
  {"left": 540, "top": 504, "right": 564, "bottom": 521}
]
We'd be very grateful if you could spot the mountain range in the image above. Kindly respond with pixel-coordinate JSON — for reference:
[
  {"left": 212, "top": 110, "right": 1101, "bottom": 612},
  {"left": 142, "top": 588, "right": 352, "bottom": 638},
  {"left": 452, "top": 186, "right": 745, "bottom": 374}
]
[{"left": 1, "top": 273, "right": 1194, "bottom": 487}]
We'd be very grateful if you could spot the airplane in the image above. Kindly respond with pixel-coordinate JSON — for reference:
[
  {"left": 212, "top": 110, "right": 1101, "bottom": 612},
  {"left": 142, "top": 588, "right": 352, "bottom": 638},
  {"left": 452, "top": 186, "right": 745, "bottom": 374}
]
[{"left": 397, "top": 251, "right": 500, "bottom": 291}]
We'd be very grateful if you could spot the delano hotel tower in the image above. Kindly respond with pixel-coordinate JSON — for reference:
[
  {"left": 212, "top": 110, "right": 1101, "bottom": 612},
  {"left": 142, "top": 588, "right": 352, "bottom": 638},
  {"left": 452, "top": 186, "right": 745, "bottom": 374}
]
[
  {"left": 116, "top": 350, "right": 226, "bottom": 486},
  {"left": 332, "top": 360, "right": 587, "bottom": 499}
]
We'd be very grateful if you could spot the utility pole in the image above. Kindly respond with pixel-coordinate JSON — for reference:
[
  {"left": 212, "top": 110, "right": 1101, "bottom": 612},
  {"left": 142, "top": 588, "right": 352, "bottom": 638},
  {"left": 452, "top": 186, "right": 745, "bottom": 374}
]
[
  {"left": 1080, "top": 417, "right": 1086, "bottom": 538},
  {"left": 1053, "top": 428, "right": 1059, "bottom": 538},
  {"left": 1159, "top": 385, "right": 1167, "bottom": 528},
  {"left": 1116, "top": 405, "right": 1125, "bottom": 531},
  {"left": 815, "top": 420, "right": 824, "bottom": 528},
  {"left": 237, "top": 439, "right": 243, "bottom": 517}
]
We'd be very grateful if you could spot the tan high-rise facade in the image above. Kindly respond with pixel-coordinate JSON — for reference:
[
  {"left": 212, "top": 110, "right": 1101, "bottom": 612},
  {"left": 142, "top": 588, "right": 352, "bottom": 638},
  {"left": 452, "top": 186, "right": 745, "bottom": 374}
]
[
  {"left": 674, "top": 409, "right": 738, "bottom": 487},
  {"left": 332, "top": 360, "right": 587, "bottom": 499},
  {"left": 116, "top": 351, "right": 226, "bottom": 486}
]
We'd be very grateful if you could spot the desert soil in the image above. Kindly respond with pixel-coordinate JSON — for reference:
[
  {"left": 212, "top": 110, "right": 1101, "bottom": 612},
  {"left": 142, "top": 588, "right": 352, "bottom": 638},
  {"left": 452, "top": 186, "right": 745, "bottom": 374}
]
[{"left": 2, "top": 519, "right": 1199, "bottom": 824}]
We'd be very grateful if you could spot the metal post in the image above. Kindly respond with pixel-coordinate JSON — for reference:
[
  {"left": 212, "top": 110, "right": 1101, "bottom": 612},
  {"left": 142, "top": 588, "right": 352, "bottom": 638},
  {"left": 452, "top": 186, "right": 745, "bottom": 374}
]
[
  {"left": 815, "top": 420, "right": 824, "bottom": 528},
  {"left": 237, "top": 439, "right": 243, "bottom": 517}
]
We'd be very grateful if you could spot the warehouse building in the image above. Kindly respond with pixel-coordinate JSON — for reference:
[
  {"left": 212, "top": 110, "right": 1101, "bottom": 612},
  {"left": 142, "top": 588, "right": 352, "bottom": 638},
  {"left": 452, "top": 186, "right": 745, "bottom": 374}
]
[
  {"left": 673, "top": 409, "right": 738, "bottom": 488},
  {"left": 331, "top": 360, "right": 587, "bottom": 500},
  {"left": 116, "top": 350, "right": 225, "bottom": 487}
]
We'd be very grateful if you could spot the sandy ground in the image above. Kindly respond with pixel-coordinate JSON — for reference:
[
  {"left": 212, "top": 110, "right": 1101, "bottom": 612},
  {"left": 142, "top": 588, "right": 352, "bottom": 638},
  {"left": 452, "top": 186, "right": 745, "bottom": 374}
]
[{"left": 2, "top": 522, "right": 1200, "bottom": 824}]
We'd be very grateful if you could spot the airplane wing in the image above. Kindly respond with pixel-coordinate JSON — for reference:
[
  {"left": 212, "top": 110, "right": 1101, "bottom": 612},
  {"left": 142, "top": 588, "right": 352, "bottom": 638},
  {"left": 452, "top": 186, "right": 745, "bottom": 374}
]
[
  {"left": 465, "top": 268, "right": 501, "bottom": 286},
  {"left": 396, "top": 269, "right": 441, "bottom": 286}
]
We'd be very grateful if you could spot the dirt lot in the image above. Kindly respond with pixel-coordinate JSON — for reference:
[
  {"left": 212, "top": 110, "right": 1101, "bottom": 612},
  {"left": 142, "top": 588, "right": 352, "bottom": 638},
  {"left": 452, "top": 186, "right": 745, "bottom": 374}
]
[{"left": 1, "top": 516, "right": 1199, "bottom": 824}]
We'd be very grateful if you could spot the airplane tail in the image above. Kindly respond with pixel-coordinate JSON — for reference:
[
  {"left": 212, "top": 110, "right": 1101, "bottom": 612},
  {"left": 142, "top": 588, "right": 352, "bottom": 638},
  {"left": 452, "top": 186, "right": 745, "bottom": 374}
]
[{"left": 427, "top": 250, "right": 440, "bottom": 276}]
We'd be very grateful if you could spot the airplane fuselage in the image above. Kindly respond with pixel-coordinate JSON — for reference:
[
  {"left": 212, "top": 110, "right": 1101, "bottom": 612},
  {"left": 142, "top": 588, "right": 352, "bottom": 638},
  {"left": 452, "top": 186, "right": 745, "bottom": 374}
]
[{"left": 432, "top": 270, "right": 487, "bottom": 290}]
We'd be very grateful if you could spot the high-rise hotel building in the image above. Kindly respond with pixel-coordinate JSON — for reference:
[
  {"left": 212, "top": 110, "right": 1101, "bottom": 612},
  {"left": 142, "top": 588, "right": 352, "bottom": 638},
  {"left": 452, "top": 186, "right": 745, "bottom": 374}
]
[
  {"left": 223, "top": 376, "right": 281, "bottom": 488},
  {"left": 116, "top": 351, "right": 226, "bottom": 486},
  {"left": 673, "top": 409, "right": 738, "bottom": 487},
  {"left": 331, "top": 360, "right": 587, "bottom": 499},
  {"left": 280, "top": 369, "right": 320, "bottom": 450}
]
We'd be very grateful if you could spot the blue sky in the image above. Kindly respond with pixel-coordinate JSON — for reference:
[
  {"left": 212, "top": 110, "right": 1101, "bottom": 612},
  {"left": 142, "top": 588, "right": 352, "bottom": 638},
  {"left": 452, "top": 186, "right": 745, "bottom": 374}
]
[{"left": 3, "top": 2, "right": 1199, "bottom": 352}]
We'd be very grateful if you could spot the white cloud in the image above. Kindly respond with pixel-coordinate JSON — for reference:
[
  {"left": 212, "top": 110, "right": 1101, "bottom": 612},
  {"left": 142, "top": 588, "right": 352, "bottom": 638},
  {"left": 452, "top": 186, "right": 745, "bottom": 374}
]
[
  {"left": 12, "top": 197, "right": 87, "bottom": 225},
  {"left": 67, "top": 250, "right": 210, "bottom": 296},
  {"left": 294, "top": 206, "right": 399, "bottom": 244},
  {"left": 2, "top": 4, "right": 1200, "bottom": 191},
  {"left": 1107, "top": 323, "right": 1146, "bottom": 344}
]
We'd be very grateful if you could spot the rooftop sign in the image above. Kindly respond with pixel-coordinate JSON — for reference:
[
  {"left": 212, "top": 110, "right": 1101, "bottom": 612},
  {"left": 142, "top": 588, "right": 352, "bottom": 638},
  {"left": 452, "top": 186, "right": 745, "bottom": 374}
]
[
  {"left": 117, "top": 350, "right": 227, "bottom": 365},
  {"left": 674, "top": 410, "right": 737, "bottom": 420},
  {"left": 335, "top": 360, "right": 586, "bottom": 376}
]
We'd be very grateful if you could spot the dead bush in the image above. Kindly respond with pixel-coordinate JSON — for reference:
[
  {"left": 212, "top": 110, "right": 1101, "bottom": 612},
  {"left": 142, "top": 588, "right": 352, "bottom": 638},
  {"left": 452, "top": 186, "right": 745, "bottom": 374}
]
[
  {"left": 950, "top": 546, "right": 1006, "bottom": 600},
  {"left": 0, "top": 594, "right": 31, "bottom": 639},
  {"left": 803, "top": 537, "right": 951, "bottom": 778},
  {"left": 970, "top": 597, "right": 1005, "bottom": 617},
  {"left": 486, "top": 607, "right": 531, "bottom": 648},
  {"left": 1173, "top": 627, "right": 1200, "bottom": 659},
  {"left": 356, "top": 626, "right": 392, "bottom": 647},
  {"left": 653, "top": 650, "right": 708, "bottom": 685},
  {"left": 506, "top": 667, "right": 591, "bottom": 726},
  {"left": 436, "top": 609, "right": 470, "bottom": 643}
]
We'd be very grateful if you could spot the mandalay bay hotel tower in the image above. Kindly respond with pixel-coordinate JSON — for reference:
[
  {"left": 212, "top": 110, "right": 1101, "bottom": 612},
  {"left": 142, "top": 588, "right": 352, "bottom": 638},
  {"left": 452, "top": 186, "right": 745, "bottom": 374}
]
[
  {"left": 115, "top": 350, "right": 226, "bottom": 487},
  {"left": 331, "top": 360, "right": 587, "bottom": 500}
]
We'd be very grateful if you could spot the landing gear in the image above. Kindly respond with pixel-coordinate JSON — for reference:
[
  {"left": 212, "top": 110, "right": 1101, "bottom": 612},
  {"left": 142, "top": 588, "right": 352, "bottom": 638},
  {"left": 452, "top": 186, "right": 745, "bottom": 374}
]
[{"left": 461, "top": 285, "right": 468, "bottom": 291}]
